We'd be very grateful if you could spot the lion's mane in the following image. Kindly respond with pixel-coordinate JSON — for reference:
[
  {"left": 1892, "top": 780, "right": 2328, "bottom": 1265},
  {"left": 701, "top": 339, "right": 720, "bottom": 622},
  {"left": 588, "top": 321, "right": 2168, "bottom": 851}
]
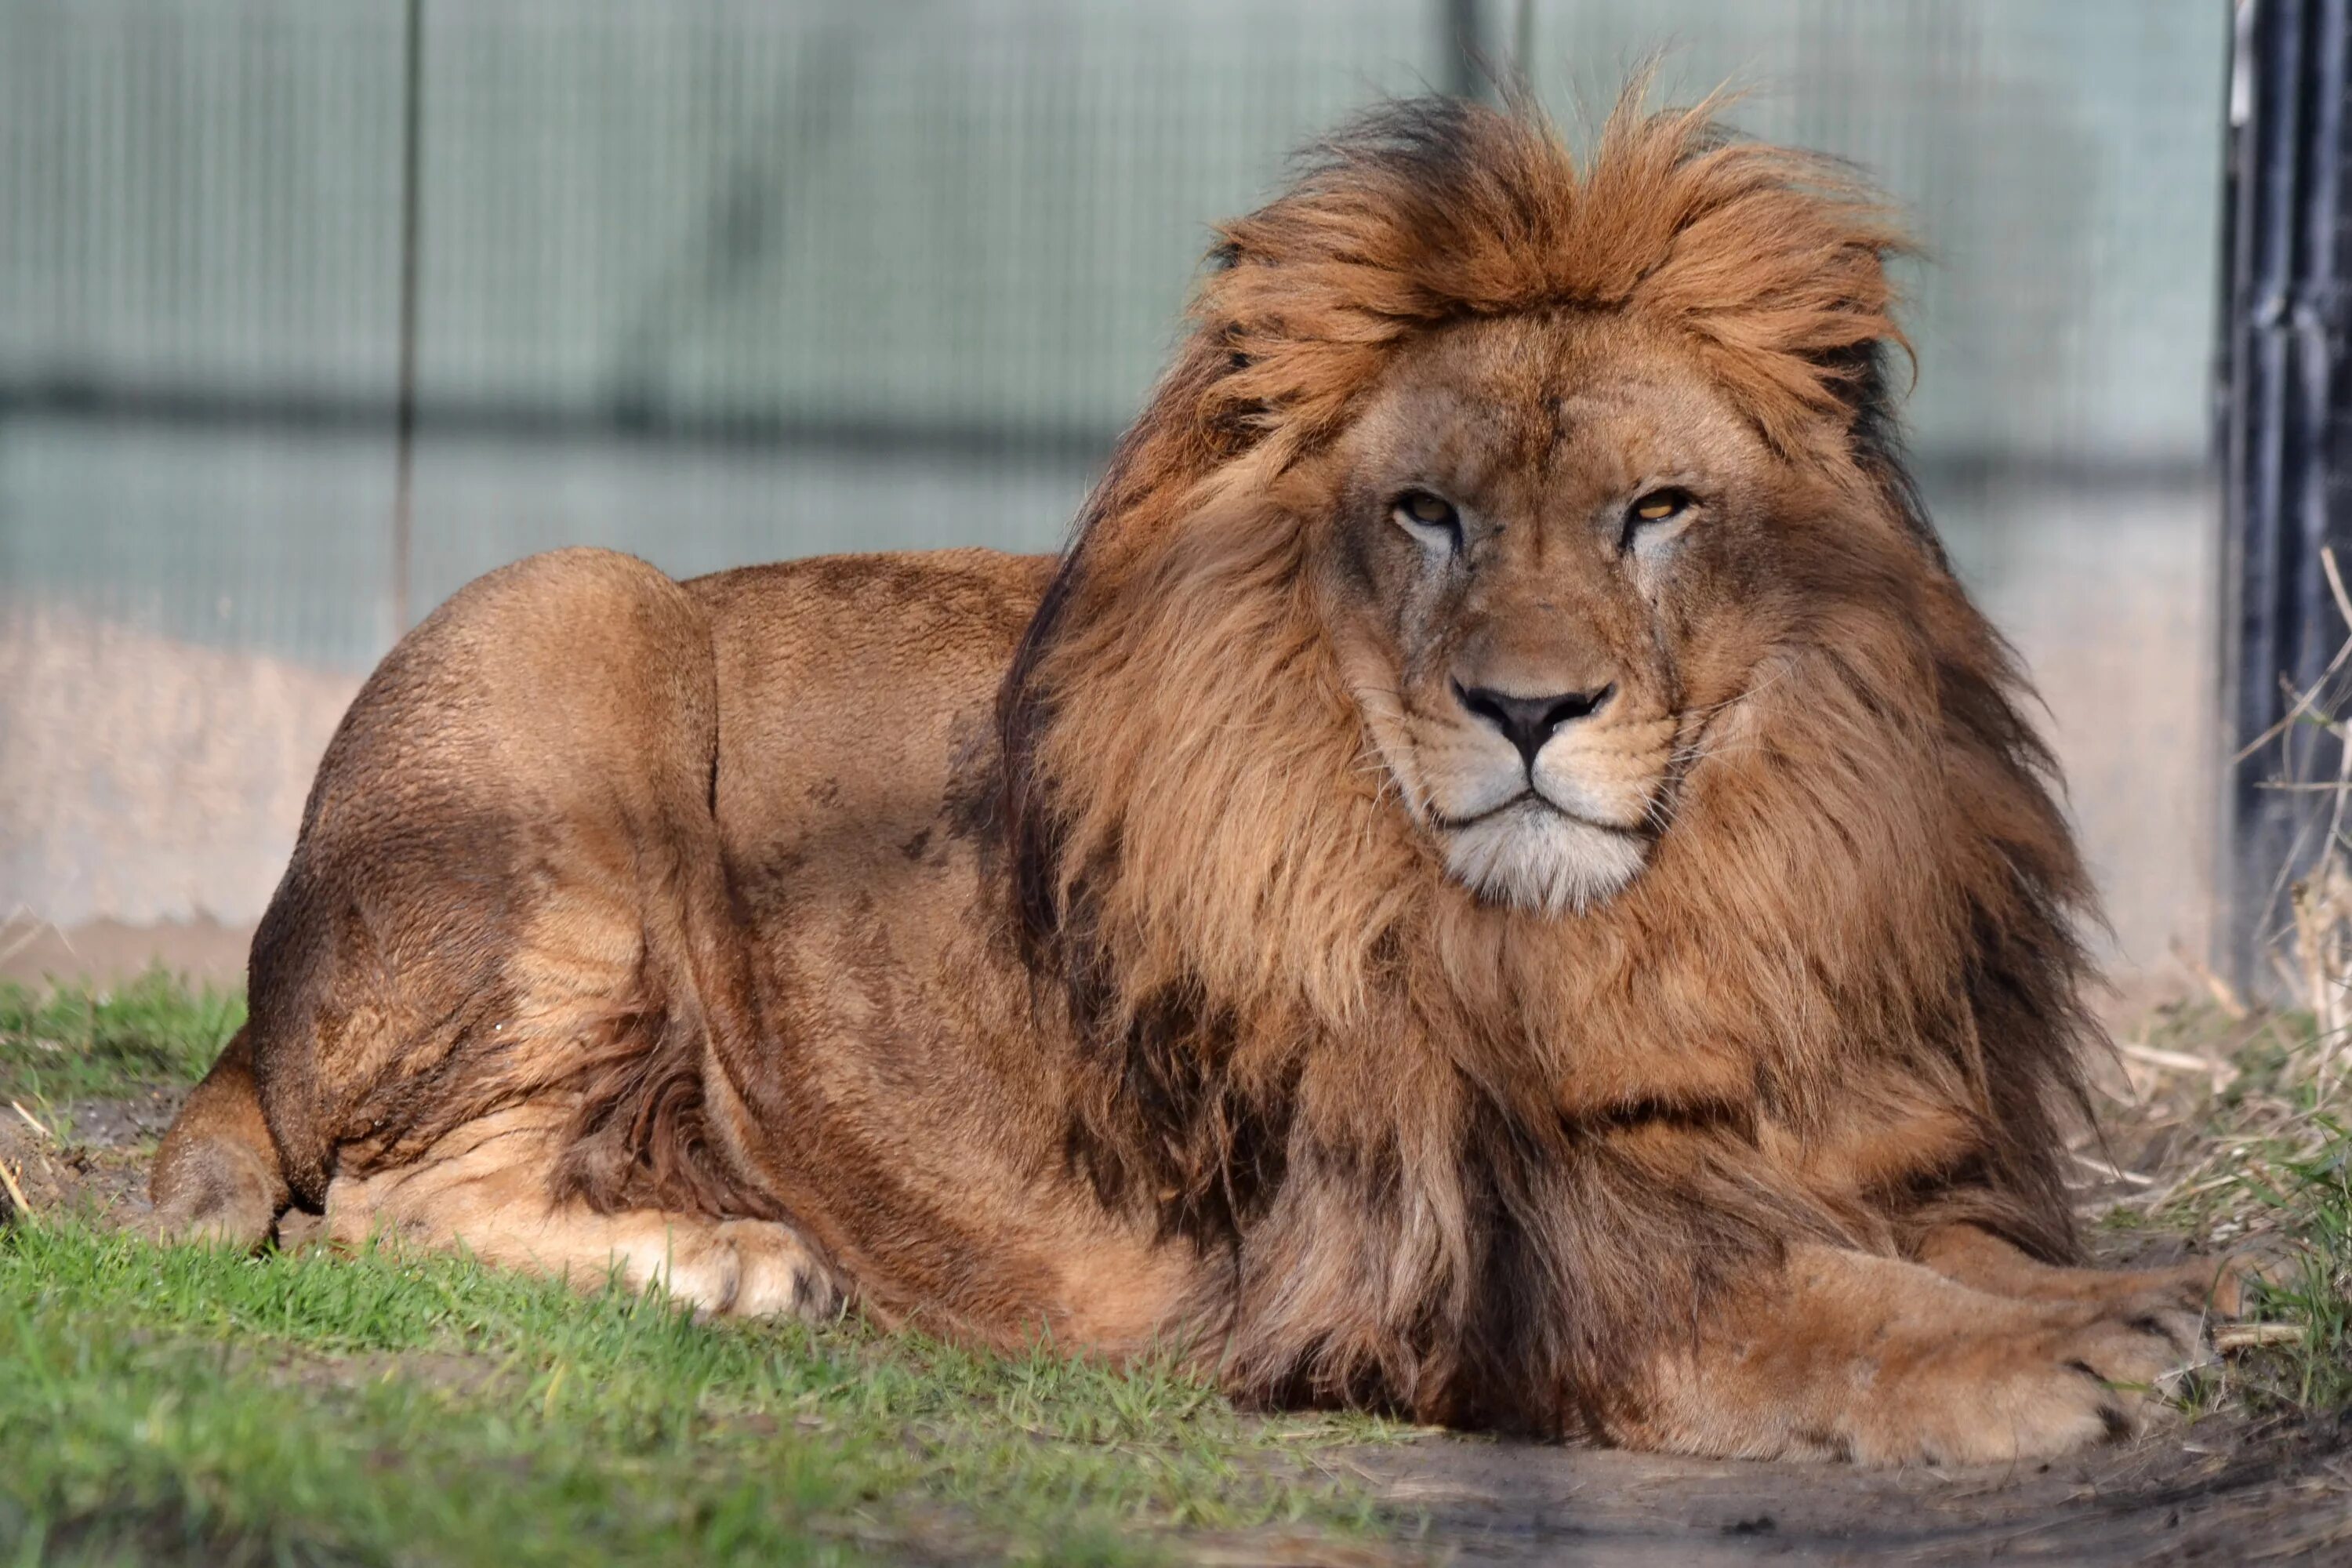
[{"left": 997, "top": 93, "right": 2095, "bottom": 1431}]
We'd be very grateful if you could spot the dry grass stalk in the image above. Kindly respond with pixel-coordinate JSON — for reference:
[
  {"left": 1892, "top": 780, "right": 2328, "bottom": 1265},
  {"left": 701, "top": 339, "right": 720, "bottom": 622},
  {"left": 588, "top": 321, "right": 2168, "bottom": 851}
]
[
  {"left": 2170, "top": 938, "right": 2251, "bottom": 1021},
  {"left": 2289, "top": 859, "right": 2352, "bottom": 1095},
  {"left": 2270, "top": 545, "right": 2352, "bottom": 1098},
  {"left": 2214, "top": 1323, "right": 2307, "bottom": 1351}
]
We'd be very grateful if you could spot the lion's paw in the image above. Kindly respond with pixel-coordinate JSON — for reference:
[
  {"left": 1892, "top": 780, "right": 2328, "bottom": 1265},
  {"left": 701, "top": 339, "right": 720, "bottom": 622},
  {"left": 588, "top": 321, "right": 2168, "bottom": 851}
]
[
  {"left": 1852, "top": 1308, "right": 2207, "bottom": 1467},
  {"left": 138, "top": 1145, "right": 280, "bottom": 1253},
  {"left": 711, "top": 1218, "right": 846, "bottom": 1321},
  {"left": 640, "top": 1218, "right": 843, "bottom": 1322}
]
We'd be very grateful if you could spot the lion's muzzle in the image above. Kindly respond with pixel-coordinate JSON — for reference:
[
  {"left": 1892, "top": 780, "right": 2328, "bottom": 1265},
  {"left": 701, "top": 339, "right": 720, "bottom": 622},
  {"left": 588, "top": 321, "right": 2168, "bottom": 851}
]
[{"left": 1426, "top": 676, "right": 1671, "bottom": 913}]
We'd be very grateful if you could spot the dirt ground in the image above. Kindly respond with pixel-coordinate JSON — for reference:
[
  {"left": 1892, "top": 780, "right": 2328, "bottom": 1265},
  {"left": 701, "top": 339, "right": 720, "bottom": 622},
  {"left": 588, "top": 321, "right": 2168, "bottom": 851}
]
[
  {"left": 5, "top": 1086, "right": 2346, "bottom": 1566},
  {"left": 1344, "top": 1415, "right": 2352, "bottom": 1564}
]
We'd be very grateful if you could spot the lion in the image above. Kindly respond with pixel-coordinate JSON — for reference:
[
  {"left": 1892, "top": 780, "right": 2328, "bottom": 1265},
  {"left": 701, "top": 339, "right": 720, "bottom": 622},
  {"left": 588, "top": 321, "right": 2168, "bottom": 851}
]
[{"left": 148, "top": 92, "right": 2241, "bottom": 1465}]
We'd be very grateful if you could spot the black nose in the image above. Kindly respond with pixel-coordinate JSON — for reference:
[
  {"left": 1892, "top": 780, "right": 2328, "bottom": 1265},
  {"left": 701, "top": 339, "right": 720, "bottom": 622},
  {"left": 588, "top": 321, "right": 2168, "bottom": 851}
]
[{"left": 1453, "top": 681, "right": 1615, "bottom": 770}]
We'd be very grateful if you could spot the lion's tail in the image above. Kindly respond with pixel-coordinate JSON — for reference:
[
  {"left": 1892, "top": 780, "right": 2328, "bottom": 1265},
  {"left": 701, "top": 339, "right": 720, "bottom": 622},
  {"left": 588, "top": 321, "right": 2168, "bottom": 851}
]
[{"left": 147, "top": 1026, "right": 289, "bottom": 1247}]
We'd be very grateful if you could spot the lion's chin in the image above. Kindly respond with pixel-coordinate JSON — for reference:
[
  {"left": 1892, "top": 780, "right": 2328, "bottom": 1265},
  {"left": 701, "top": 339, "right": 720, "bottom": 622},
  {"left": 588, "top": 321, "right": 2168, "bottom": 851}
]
[{"left": 1442, "top": 801, "right": 1648, "bottom": 915}]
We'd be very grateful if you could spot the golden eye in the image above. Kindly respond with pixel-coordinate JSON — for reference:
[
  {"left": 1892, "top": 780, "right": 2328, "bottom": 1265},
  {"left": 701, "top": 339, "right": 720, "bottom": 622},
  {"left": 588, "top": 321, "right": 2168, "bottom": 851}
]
[
  {"left": 1392, "top": 490, "right": 1463, "bottom": 551},
  {"left": 1631, "top": 488, "right": 1691, "bottom": 524}
]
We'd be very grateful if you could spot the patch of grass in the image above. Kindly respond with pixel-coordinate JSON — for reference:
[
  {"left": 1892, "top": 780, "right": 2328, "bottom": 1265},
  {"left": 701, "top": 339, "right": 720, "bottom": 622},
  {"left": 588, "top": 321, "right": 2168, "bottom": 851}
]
[
  {"left": 0, "top": 974, "right": 1407, "bottom": 1559},
  {"left": 0, "top": 1219, "right": 1406, "bottom": 1566},
  {"left": 2234, "top": 1117, "right": 2352, "bottom": 1411},
  {"left": 2142, "top": 587, "right": 2352, "bottom": 1414},
  {"left": 2092, "top": 1002, "right": 2352, "bottom": 1417},
  {"left": 0, "top": 970, "right": 239, "bottom": 1107}
]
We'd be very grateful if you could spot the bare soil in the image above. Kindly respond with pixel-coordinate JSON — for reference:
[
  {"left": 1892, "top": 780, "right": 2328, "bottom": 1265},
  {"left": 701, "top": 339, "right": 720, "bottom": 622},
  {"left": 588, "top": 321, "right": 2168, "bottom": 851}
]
[
  {"left": 1344, "top": 1414, "right": 2352, "bottom": 1564},
  {"left": 0, "top": 1089, "right": 165, "bottom": 1219}
]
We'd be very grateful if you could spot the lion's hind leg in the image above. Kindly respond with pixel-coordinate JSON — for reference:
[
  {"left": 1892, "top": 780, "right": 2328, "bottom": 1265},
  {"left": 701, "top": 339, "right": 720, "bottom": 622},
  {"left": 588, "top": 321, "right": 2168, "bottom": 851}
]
[
  {"left": 325, "top": 1104, "right": 844, "bottom": 1321},
  {"left": 146, "top": 1026, "right": 289, "bottom": 1248}
]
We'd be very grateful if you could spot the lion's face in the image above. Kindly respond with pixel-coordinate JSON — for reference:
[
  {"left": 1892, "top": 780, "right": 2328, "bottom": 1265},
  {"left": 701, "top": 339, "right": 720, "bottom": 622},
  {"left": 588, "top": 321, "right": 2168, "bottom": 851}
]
[{"left": 1316, "top": 310, "right": 1783, "bottom": 913}]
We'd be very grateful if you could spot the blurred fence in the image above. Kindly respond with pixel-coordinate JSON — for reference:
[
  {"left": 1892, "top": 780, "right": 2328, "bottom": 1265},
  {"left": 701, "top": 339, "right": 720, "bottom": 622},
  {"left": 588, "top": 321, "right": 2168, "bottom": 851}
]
[{"left": 0, "top": 0, "right": 2230, "bottom": 985}]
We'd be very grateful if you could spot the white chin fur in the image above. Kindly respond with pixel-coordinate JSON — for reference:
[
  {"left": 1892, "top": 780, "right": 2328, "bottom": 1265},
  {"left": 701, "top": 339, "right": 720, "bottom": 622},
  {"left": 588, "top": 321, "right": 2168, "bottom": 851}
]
[{"left": 1442, "top": 803, "right": 1648, "bottom": 913}]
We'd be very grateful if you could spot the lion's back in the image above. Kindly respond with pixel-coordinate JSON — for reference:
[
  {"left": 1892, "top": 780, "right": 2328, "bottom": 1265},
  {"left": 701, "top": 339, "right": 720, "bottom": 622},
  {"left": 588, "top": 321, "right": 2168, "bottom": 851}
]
[{"left": 688, "top": 546, "right": 1055, "bottom": 666}]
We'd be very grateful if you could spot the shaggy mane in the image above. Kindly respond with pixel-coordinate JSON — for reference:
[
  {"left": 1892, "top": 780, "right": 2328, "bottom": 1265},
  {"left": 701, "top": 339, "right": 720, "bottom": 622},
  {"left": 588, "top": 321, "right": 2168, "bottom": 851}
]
[{"left": 996, "top": 90, "right": 2096, "bottom": 1430}]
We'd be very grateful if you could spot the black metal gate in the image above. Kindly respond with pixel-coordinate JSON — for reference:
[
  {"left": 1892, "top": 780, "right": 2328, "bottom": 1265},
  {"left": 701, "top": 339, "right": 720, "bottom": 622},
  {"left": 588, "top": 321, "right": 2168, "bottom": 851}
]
[{"left": 2218, "top": 0, "right": 2352, "bottom": 989}]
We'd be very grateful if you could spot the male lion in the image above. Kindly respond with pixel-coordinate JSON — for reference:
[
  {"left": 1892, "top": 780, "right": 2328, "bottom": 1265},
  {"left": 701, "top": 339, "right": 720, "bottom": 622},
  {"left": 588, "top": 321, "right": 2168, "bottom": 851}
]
[{"left": 151, "top": 95, "right": 2238, "bottom": 1464}]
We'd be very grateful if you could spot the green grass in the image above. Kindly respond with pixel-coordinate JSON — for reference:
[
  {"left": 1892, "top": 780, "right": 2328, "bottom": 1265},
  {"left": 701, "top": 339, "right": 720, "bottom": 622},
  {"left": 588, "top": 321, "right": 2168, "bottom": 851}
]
[
  {"left": 2234, "top": 1118, "right": 2352, "bottom": 1411},
  {"left": 0, "top": 975, "right": 1405, "bottom": 1564},
  {"left": 0, "top": 1221, "right": 1403, "bottom": 1566},
  {"left": 0, "top": 970, "right": 242, "bottom": 1107}
]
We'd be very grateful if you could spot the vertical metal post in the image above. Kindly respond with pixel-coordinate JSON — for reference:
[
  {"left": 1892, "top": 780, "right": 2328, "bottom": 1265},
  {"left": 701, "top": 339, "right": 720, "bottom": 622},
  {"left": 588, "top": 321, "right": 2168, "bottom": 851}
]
[
  {"left": 2218, "top": 0, "right": 2352, "bottom": 990},
  {"left": 1442, "top": 0, "right": 1485, "bottom": 103},
  {"left": 390, "top": 0, "right": 424, "bottom": 641}
]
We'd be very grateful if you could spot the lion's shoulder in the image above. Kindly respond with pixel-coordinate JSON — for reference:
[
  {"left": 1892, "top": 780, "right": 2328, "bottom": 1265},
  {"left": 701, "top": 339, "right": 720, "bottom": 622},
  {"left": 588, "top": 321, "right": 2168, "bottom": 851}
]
[{"left": 688, "top": 549, "right": 1053, "bottom": 853}]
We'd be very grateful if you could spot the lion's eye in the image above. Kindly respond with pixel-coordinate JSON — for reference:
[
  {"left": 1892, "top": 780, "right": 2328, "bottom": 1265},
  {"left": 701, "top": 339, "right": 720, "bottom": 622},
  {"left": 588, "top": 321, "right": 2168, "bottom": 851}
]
[
  {"left": 1623, "top": 488, "right": 1694, "bottom": 546},
  {"left": 1392, "top": 490, "right": 1463, "bottom": 554}
]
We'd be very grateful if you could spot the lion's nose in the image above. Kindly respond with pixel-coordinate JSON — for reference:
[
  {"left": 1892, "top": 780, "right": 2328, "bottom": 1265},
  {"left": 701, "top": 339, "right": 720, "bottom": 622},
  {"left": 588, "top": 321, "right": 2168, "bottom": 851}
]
[{"left": 1453, "top": 681, "right": 1615, "bottom": 770}]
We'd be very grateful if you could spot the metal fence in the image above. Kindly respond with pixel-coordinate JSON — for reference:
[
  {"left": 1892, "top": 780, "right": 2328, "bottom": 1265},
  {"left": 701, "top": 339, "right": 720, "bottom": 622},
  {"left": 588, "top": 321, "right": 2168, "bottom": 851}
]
[
  {"left": 2218, "top": 0, "right": 2352, "bottom": 990},
  {"left": 0, "top": 0, "right": 2232, "bottom": 981}
]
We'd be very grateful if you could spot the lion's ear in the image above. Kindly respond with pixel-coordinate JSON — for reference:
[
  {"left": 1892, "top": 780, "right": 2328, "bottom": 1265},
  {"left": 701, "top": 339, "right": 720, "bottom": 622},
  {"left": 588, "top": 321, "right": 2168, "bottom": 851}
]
[
  {"left": 1817, "top": 335, "right": 1944, "bottom": 561},
  {"left": 1817, "top": 336, "right": 1902, "bottom": 449}
]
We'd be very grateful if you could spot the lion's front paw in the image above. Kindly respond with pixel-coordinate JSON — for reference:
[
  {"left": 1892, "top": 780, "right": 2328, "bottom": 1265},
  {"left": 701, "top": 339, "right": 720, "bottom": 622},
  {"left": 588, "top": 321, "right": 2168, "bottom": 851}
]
[
  {"left": 710, "top": 1218, "right": 846, "bottom": 1321},
  {"left": 1851, "top": 1305, "right": 2207, "bottom": 1466}
]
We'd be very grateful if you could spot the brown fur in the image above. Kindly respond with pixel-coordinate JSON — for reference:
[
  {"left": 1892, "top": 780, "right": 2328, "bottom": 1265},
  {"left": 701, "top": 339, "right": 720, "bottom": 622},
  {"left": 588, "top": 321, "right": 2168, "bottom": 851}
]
[{"left": 150, "top": 90, "right": 2234, "bottom": 1464}]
